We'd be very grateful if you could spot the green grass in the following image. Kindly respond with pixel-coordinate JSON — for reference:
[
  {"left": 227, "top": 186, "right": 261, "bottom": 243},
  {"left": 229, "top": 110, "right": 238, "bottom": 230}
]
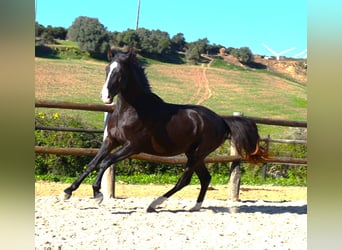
[
  {"left": 36, "top": 171, "right": 305, "bottom": 186},
  {"left": 210, "top": 58, "right": 246, "bottom": 71},
  {"left": 55, "top": 39, "right": 78, "bottom": 47},
  {"left": 35, "top": 53, "right": 307, "bottom": 186},
  {"left": 35, "top": 55, "right": 307, "bottom": 137}
]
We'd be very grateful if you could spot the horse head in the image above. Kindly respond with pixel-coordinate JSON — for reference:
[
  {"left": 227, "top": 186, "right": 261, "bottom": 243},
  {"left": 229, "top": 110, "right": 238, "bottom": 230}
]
[{"left": 100, "top": 49, "right": 135, "bottom": 104}]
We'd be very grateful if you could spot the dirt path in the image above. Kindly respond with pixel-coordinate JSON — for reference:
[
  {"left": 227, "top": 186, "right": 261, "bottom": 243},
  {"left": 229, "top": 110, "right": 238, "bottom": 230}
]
[
  {"left": 35, "top": 181, "right": 306, "bottom": 201},
  {"left": 187, "top": 56, "right": 213, "bottom": 105}
]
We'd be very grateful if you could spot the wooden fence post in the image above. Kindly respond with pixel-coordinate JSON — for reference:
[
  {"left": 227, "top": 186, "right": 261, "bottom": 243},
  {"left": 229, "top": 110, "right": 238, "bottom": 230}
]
[
  {"left": 261, "top": 134, "right": 270, "bottom": 179},
  {"left": 101, "top": 112, "right": 115, "bottom": 199},
  {"left": 228, "top": 112, "right": 243, "bottom": 201},
  {"left": 34, "top": 100, "right": 308, "bottom": 200}
]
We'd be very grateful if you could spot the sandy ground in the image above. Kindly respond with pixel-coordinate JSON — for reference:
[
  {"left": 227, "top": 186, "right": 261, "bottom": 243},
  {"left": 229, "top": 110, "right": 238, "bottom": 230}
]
[
  {"left": 35, "top": 182, "right": 307, "bottom": 249},
  {"left": 35, "top": 181, "right": 307, "bottom": 201}
]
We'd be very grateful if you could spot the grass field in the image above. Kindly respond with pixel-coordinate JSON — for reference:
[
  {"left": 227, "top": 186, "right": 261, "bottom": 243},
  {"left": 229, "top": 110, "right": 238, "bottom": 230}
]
[
  {"left": 35, "top": 53, "right": 307, "bottom": 186},
  {"left": 35, "top": 55, "right": 307, "bottom": 138}
]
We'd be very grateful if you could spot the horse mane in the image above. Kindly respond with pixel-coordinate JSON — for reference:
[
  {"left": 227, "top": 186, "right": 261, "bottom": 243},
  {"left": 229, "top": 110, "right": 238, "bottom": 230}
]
[
  {"left": 115, "top": 51, "right": 152, "bottom": 94},
  {"left": 131, "top": 56, "right": 152, "bottom": 94},
  {"left": 129, "top": 55, "right": 166, "bottom": 104}
]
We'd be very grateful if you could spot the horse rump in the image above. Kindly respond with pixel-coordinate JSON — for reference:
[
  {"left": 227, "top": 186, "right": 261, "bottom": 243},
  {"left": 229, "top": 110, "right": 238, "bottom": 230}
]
[{"left": 223, "top": 116, "right": 268, "bottom": 163}]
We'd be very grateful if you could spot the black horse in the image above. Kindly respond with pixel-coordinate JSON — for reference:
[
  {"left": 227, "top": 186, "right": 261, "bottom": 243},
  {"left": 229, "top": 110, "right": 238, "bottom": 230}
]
[{"left": 64, "top": 50, "right": 267, "bottom": 212}]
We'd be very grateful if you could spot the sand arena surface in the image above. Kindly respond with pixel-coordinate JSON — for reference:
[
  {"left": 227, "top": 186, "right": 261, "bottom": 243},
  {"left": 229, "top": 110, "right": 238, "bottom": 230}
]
[
  {"left": 35, "top": 181, "right": 306, "bottom": 201},
  {"left": 35, "top": 182, "right": 306, "bottom": 249}
]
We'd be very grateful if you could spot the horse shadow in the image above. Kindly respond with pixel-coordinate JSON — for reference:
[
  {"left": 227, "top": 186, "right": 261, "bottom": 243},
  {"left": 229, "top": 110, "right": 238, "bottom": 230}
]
[
  {"left": 204, "top": 200, "right": 307, "bottom": 215},
  {"left": 136, "top": 205, "right": 307, "bottom": 215},
  {"left": 77, "top": 198, "right": 307, "bottom": 215},
  {"left": 83, "top": 205, "right": 307, "bottom": 215},
  {"left": 111, "top": 210, "right": 136, "bottom": 215}
]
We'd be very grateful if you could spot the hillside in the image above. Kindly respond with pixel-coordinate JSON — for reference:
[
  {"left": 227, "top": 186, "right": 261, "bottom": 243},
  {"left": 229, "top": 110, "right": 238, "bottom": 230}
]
[
  {"left": 220, "top": 54, "right": 307, "bottom": 84},
  {"left": 35, "top": 55, "right": 307, "bottom": 138}
]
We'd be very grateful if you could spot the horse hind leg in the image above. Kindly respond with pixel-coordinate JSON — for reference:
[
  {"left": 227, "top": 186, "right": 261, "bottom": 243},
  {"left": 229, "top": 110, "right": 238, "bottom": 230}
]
[
  {"left": 147, "top": 168, "right": 194, "bottom": 212},
  {"left": 189, "top": 162, "right": 211, "bottom": 212}
]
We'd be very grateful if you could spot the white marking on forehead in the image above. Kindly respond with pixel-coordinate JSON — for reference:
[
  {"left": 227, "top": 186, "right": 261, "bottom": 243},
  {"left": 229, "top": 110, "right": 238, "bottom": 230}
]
[
  {"left": 105, "top": 61, "right": 118, "bottom": 87},
  {"left": 109, "top": 61, "right": 118, "bottom": 72},
  {"left": 101, "top": 61, "right": 118, "bottom": 103}
]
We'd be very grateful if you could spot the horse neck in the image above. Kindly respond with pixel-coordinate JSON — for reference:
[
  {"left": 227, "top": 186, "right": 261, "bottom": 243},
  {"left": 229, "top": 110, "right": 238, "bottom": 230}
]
[
  {"left": 120, "top": 69, "right": 151, "bottom": 102},
  {"left": 115, "top": 94, "right": 131, "bottom": 112},
  {"left": 116, "top": 79, "right": 164, "bottom": 118}
]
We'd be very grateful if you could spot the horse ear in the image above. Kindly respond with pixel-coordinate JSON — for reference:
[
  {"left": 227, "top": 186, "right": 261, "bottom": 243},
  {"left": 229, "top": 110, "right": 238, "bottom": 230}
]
[
  {"left": 107, "top": 48, "right": 113, "bottom": 61},
  {"left": 127, "top": 47, "right": 136, "bottom": 61}
]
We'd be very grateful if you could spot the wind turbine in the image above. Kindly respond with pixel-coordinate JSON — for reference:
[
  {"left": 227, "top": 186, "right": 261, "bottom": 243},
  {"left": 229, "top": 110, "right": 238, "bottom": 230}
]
[
  {"left": 293, "top": 49, "right": 307, "bottom": 59},
  {"left": 262, "top": 43, "right": 296, "bottom": 60}
]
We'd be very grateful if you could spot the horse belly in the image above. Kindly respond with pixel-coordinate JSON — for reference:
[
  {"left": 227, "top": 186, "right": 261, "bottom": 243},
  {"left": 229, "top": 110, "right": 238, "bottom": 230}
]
[
  {"left": 150, "top": 137, "right": 179, "bottom": 156},
  {"left": 154, "top": 121, "right": 197, "bottom": 155},
  {"left": 147, "top": 130, "right": 193, "bottom": 156}
]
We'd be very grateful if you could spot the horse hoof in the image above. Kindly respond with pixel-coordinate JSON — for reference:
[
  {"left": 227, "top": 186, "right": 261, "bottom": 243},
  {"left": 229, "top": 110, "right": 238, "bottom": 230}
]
[
  {"left": 62, "top": 192, "right": 72, "bottom": 201},
  {"left": 188, "top": 207, "right": 200, "bottom": 212},
  {"left": 94, "top": 193, "right": 104, "bottom": 204},
  {"left": 189, "top": 202, "right": 202, "bottom": 212},
  {"left": 146, "top": 206, "right": 157, "bottom": 213}
]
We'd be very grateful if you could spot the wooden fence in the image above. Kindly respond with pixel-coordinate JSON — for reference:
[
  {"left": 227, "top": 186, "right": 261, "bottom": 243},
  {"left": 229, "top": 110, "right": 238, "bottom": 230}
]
[
  {"left": 35, "top": 99, "right": 307, "bottom": 164},
  {"left": 35, "top": 99, "right": 307, "bottom": 200}
]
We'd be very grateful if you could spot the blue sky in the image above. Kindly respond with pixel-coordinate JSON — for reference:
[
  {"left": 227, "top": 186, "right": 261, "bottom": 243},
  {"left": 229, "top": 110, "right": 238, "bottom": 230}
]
[{"left": 35, "top": 0, "right": 307, "bottom": 57}]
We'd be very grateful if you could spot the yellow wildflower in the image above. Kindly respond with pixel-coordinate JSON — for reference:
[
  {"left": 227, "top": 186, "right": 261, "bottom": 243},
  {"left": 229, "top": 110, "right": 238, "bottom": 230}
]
[{"left": 38, "top": 112, "right": 45, "bottom": 119}]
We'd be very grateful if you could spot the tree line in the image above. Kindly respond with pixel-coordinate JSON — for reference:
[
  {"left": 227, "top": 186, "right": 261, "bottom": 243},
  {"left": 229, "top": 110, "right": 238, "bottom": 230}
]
[{"left": 35, "top": 16, "right": 253, "bottom": 64}]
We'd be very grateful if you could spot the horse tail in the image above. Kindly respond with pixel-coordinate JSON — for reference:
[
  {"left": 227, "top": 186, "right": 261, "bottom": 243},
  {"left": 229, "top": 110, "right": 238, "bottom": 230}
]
[{"left": 223, "top": 116, "right": 268, "bottom": 163}]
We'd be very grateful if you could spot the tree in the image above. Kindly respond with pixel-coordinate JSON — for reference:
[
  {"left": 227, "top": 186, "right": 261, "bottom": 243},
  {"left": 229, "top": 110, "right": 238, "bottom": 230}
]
[
  {"left": 42, "top": 25, "right": 67, "bottom": 40},
  {"left": 116, "top": 29, "right": 140, "bottom": 48},
  {"left": 229, "top": 47, "right": 253, "bottom": 64},
  {"left": 35, "top": 22, "right": 45, "bottom": 37},
  {"left": 236, "top": 47, "right": 253, "bottom": 63},
  {"left": 67, "top": 16, "right": 109, "bottom": 59},
  {"left": 50, "top": 27, "right": 67, "bottom": 40},
  {"left": 194, "top": 38, "right": 209, "bottom": 54},
  {"left": 171, "top": 33, "right": 186, "bottom": 52},
  {"left": 151, "top": 30, "right": 171, "bottom": 54},
  {"left": 207, "top": 44, "right": 224, "bottom": 55},
  {"left": 136, "top": 28, "right": 171, "bottom": 55},
  {"left": 185, "top": 46, "right": 200, "bottom": 63},
  {"left": 185, "top": 38, "right": 209, "bottom": 63},
  {"left": 225, "top": 47, "right": 235, "bottom": 55}
]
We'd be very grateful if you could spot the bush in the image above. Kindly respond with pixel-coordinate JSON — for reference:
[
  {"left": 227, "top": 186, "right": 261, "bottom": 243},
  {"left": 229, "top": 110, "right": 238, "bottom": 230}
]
[
  {"left": 228, "top": 47, "right": 254, "bottom": 64},
  {"left": 35, "top": 111, "right": 102, "bottom": 177},
  {"left": 35, "top": 111, "right": 307, "bottom": 186},
  {"left": 35, "top": 44, "right": 59, "bottom": 58}
]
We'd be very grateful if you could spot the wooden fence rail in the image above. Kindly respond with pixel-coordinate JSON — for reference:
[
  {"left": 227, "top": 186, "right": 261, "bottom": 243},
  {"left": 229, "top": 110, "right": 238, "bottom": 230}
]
[
  {"left": 35, "top": 125, "right": 103, "bottom": 134},
  {"left": 35, "top": 99, "right": 115, "bottom": 112},
  {"left": 35, "top": 99, "right": 307, "bottom": 200},
  {"left": 35, "top": 99, "right": 307, "bottom": 127},
  {"left": 35, "top": 99, "right": 307, "bottom": 163},
  {"left": 35, "top": 99, "right": 307, "bottom": 165},
  {"left": 35, "top": 125, "right": 307, "bottom": 144},
  {"left": 34, "top": 146, "right": 307, "bottom": 165}
]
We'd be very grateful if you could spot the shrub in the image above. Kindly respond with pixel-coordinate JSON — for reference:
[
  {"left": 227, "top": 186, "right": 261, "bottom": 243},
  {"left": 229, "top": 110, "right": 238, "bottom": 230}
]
[
  {"left": 35, "top": 111, "right": 102, "bottom": 177},
  {"left": 35, "top": 45, "right": 59, "bottom": 58},
  {"left": 35, "top": 111, "right": 307, "bottom": 186}
]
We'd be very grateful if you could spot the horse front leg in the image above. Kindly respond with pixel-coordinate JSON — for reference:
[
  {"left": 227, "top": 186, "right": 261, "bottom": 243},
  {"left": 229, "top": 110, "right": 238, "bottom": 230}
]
[
  {"left": 91, "top": 143, "right": 136, "bottom": 204},
  {"left": 63, "top": 137, "right": 113, "bottom": 200}
]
